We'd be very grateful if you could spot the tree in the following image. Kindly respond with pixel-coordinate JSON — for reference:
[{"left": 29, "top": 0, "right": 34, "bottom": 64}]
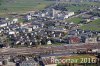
[
  {"left": 0, "top": 0, "right": 2, "bottom": 5},
  {"left": 41, "top": 37, "right": 47, "bottom": 45}
]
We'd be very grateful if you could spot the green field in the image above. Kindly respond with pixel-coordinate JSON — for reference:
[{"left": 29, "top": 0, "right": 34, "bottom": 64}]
[
  {"left": 65, "top": 4, "right": 90, "bottom": 12},
  {"left": 0, "top": 0, "right": 54, "bottom": 15},
  {"left": 66, "top": 17, "right": 83, "bottom": 24},
  {"left": 0, "top": 0, "right": 100, "bottom": 13},
  {"left": 80, "top": 19, "right": 100, "bottom": 31},
  {"left": 59, "top": 2, "right": 100, "bottom": 12}
]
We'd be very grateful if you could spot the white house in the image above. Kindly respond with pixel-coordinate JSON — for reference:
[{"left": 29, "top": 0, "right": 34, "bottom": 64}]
[
  {"left": 13, "top": 18, "right": 18, "bottom": 23},
  {"left": 33, "top": 25, "right": 39, "bottom": 29},
  {"left": 9, "top": 31, "right": 16, "bottom": 35},
  {"left": 53, "top": 11, "right": 74, "bottom": 19},
  {"left": 5, "top": 18, "right": 9, "bottom": 20},
  {"left": 41, "top": 13, "right": 46, "bottom": 17},
  {"left": 27, "top": 27, "right": 32, "bottom": 32},
  {"left": 64, "top": 15, "right": 69, "bottom": 19},
  {"left": 47, "top": 40, "right": 52, "bottom": 45},
  {"left": 0, "top": 22, "right": 7, "bottom": 27},
  {"left": 67, "top": 12, "right": 75, "bottom": 16},
  {"left": 27, "top": 15, "right": 32, "bottom": 20}
]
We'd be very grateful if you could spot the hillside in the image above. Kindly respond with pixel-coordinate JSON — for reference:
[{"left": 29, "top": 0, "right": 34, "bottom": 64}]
[
  {"left": 80, "top": 19, "right": 100, "bottom": 31},
  {"left": 0, "top": 0, "right": 54, "bottom": 13}
]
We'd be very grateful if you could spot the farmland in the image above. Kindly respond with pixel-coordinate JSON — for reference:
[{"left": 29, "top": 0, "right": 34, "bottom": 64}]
[
  {"left": 0, "top": 0, "right": 54, "bottom": 15},
  {"left": 0, "top": 0, "right": 100, "bottom": 13}
]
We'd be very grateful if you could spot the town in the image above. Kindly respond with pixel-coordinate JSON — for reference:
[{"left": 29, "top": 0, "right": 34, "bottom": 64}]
[{"left": 0, "top": 0, "right": 100, "bottom": 66}]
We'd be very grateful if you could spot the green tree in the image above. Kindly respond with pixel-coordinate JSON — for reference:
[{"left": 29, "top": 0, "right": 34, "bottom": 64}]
[{"left": 0, "top": 0, "right": 2, "bottom": 5}]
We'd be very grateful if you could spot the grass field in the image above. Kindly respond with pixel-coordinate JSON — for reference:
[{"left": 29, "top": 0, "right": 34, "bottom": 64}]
[
  {"left": 0, "top": 0, "right": 54, "bottom": 15},
  {"left": 80, "top": 19, "right": 100, "bottom": 31},
  {"left": 66, "top": 17, "right": 83, "bottom": 24},
  {"left": 65, "top": 4, "right": 90, "bottom": 12},
  {"left": 0, "top": 0, "right": 100, "bottom": 13},
  {"left": 61, "top": 2, "right": 100, "bottom": 12}
]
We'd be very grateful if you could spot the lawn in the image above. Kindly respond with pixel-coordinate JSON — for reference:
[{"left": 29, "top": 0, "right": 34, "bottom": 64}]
[{"left": 80, "top": 19, "right": 100, "bottom": 31}]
